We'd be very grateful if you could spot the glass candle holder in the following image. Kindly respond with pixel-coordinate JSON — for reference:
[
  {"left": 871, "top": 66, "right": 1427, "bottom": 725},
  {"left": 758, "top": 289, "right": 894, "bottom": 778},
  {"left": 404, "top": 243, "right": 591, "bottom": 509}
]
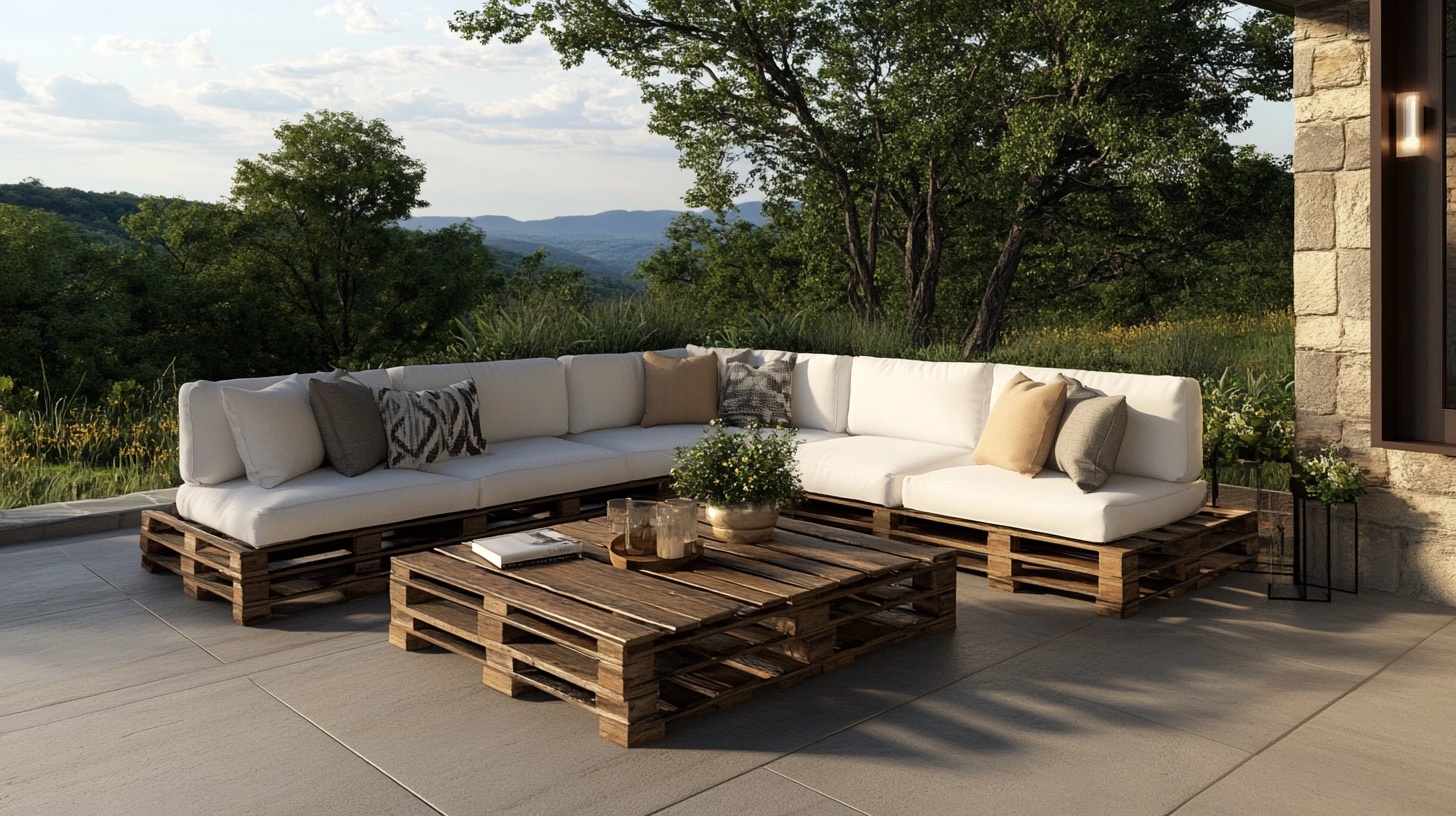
[
  {"left": 624, "top": 498, "right": 656, "bottom": 555},
  {"left": 655, "top": 498, "right": 699, "bottom": 560},
  {"left": 606, "top": 498, "right": 629, "bottom": 535}
]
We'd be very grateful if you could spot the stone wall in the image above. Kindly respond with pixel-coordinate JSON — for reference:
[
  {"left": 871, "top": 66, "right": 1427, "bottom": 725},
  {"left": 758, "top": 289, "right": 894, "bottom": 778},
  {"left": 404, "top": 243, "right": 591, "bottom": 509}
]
[{"left": 1293, "top": 0, "right": 1456, "bottom": 604}]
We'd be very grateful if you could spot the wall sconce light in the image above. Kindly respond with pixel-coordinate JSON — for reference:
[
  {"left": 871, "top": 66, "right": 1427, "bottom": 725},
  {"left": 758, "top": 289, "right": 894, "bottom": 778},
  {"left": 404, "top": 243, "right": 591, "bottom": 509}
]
[{"left": 1396, "top": 92, "right": 1423, "bottom": 158}]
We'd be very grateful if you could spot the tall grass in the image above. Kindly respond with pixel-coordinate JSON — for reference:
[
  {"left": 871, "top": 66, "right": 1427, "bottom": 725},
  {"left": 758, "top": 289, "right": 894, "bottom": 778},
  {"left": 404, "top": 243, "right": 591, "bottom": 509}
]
[{"left": 0, "top": 375, "right": 179, "bottom": 509}]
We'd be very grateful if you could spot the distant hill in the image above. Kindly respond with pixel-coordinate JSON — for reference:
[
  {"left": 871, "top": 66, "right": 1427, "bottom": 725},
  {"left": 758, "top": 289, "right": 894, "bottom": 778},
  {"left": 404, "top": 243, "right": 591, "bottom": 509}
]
[
  {"left": 0, "top": 180, "right": 144, "bottom": 244},
  {"left": 2, "top": 180, "right": 767, "bottom": 281},
  {"left": 403, "top": 202, "right": 768, "bottom": 278}
]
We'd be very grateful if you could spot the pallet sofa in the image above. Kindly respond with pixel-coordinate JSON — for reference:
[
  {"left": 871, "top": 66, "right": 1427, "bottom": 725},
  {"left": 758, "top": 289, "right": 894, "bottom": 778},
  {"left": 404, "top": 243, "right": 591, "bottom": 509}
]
[{"left": 140, "top": 347, "right": 1255, "bottom": 624}]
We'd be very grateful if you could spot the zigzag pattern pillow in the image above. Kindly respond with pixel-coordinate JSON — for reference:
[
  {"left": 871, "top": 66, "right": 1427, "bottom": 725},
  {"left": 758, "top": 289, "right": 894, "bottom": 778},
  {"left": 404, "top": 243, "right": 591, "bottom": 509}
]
[
  {"left": 720, "top": 359, "right": 794, "bottom": 427},
  {"left": 373, "top": 379, "right": 487, "bottom": 469}
]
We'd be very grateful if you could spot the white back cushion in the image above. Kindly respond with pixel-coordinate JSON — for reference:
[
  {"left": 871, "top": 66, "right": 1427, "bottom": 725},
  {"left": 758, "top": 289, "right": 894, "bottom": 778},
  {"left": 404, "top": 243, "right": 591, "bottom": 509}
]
[
  {"left": 846, "top": 357, "right": 994, "bottom": 449},
  {"left": 178, "top": 368, "right": 389, "bottom": 486},
  {"left": 390, "top": 358, "right": 568, "bottom": 442},
  {"left": 989, "top": 364, "right": 1202, "bottom": 483},
  {"left": 560, "top": 352, "right": 645, "bottom": 433},
  {"left": 788, "top": 352, "right": 852, "bottom": 433}
]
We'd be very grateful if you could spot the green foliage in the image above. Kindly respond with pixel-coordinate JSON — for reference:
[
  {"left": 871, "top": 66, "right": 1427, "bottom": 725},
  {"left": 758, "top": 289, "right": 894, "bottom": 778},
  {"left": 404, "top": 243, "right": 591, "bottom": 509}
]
[
  {"left": 670, "top": 421, "right": 806, "bottom": 508},
  {"left": 0, "top": 178, "right": 143, "bottom": 244},
  {"left": 1294, "top": 445, "right": 1366, "bottom": 505},
  {"left": 445, "top": 297, "right": 708, "bottom": 361},
  {"left": 1202, "top": 366, "right": 1295, "bottom": 466},
  {"left": 0, "top": 373, "right": 178, "bottom": 509}
]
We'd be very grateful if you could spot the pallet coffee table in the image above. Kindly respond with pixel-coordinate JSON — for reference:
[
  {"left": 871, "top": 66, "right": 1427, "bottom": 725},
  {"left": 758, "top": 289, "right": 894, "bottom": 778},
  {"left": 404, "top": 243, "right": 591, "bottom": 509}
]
[{"left": 389, "top": 516, "right": 957, "bottom": 746}]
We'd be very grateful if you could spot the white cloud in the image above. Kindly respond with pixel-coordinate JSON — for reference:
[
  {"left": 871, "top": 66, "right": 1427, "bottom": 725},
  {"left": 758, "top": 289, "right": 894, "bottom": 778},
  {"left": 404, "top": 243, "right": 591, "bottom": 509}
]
[
  {"left": 316, "top": 1, "right": 401, "bottom": 35},
  {"left": 0, "top": 61, "right": 29, "bottom": 101},
  {"left": 41, "top": 76, "right": 186, "bottom": 125},
  {"left": 93, "top": 30, "right": 219, "bottom": 70},
  {"left": 194, "top": 81, "right": 311, "bottom": 113},
  {"left": 259, "top": 39, "right": 554, "bottom": 80}
]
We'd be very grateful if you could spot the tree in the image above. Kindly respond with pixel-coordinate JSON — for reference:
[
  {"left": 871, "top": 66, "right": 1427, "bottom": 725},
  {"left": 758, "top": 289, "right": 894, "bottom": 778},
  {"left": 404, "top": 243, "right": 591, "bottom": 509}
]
[
  {"left": 636, "top": 210, "right": 813, "bottom": 320},
  {"left": 228, "top": 110, "right": 478, "bottom": 367},
  {"left": 452, "top": 1, "right": 1290, "bottom": 350}
]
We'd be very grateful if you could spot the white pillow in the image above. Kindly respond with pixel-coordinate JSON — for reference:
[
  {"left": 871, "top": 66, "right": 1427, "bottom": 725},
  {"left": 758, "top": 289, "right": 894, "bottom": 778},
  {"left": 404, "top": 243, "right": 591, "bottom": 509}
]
[{"left": 221, "top": 375, "right": 325, "bottom": 488}]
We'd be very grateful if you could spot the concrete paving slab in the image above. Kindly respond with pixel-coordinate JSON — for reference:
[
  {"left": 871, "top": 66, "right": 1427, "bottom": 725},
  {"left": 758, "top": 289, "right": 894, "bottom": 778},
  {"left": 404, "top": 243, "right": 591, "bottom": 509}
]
[
  {"left": 1145, "top": 571, "right": 1456, "bottom": 678},
  {"left": 0, "top": 598, "right": 220, "bottom": 720},
  {"left": 0, "top": 545, "right": 127, "bottom": 622},
  {"left": 654, "top": 768, "right": 866, "bottom": 815},
  {"left": 249, "top": 639, "right": 926, "bottom": 816},
  {"left": 767, "top": 674, "right": 1249, "bottom": 816},
  {"left": 980, "top": 613, "right": 1367, "bottom": 751},
  {"left": 1175, "top": 620, "right": 1456, "bottom": 816},
  {"left": 54, "top": 529, "right": 177, "bottom": 596},
  {"left": 131, "top": 588, "right": 391, "bottom": 664},
  {"left": 0, "top": 676, "right": 436, "bottom": 816}
]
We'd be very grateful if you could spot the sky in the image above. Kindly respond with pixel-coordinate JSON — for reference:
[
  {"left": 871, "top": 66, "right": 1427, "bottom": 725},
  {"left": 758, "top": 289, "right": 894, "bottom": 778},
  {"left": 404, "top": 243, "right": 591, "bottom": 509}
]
[{"left": 0, "top": 1, "right": 1293, "bottom": 221}]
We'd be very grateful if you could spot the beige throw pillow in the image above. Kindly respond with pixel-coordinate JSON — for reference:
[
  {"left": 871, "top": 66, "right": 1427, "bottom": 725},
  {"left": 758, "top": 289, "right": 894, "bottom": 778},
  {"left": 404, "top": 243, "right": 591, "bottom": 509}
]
[
  {"left": 641, "top": 350, "right": 719, "bottom": 427},
  {"left": 1047, "top": 374, "right": 1128, "bottom": 492},
  {"left": 973, "top": 372, "right": 1067, "bottom": 477}
]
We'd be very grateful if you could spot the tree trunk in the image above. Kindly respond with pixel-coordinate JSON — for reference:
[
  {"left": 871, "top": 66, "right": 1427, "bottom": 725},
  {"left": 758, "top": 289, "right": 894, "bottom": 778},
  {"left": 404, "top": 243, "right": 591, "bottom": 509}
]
[{"left": 962, "top": 222, "right": 1030, "bottom": 356}]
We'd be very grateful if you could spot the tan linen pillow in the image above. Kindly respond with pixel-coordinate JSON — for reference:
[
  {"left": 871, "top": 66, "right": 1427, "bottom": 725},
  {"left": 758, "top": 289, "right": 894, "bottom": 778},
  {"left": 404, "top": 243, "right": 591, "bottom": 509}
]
[
  {"left": 973, "top": 372, "right": 1068, "bottom": 476},
  {"left": 641, "top": 350, "right": 720, "bottom": 427}
]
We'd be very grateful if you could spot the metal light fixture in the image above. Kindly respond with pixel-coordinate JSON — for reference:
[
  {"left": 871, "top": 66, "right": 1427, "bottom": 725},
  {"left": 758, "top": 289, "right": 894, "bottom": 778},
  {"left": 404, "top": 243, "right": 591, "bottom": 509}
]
[{"left": 1396, "top": 91, "right": 1423, "bottom": 157}]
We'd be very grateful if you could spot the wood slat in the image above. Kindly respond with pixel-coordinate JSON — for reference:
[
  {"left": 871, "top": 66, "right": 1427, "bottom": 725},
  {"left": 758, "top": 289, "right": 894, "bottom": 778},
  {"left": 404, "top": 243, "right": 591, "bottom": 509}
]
[{"left": 397, "top": 552, "right": 662, "bottom": 645}]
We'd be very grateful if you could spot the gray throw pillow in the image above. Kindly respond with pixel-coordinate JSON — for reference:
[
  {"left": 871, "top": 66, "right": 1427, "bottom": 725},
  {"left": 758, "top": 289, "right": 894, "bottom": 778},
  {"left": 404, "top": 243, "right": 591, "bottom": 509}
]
[
  {"left": 720, "top": 358, "right": 794, "bottom": 427},
  {"left": 1047, "top": 375, "right": 1127, "bottom": 492},
  {"left": 308, "top": 377, "right": 388, "bottom": 477},
  {"left": 373, "top": 379, "right": 488, "bottom": 470}
]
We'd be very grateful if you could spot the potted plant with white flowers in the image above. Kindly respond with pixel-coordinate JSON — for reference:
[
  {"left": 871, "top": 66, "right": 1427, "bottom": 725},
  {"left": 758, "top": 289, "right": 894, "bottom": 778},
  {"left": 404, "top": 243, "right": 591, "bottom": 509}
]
[{"left": 670, "top": 420, "right": 805, "bottom": 542}]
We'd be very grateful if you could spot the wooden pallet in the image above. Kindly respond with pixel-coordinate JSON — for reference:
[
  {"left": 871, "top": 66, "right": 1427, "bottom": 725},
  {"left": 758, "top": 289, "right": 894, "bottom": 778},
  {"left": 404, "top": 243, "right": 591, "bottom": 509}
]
[
  {"left": 785, "top": 496, "right": 1258, "bottom": 619},
  {"left": 139, "top": 478, "right": 670, "bottom": 625},
  {"left": 390, "top": 516, "right": 956, "bottom": 747}
]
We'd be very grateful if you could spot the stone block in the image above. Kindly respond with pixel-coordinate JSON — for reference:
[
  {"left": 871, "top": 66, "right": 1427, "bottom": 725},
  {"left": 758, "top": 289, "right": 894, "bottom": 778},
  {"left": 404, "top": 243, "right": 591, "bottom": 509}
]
[
  {"left": 1295, "top": 411, "right": 1344, "bottom": 448},
  {"left": 1337, "top": 352, "right": 1371, "bottom": 421},
  {"left": 1296, "top": 349, "right": 1340, "bottom": 414},
  {"left": 1294, "top": 251, "right": 1338, "bottom": 315},
  {"left": 1337, "top": 248, "right": 1370, "bottom": 318},
  {"left": 1386, "top": 449, "right": 1456, "bottom": 496},
  {"left": 1296, "top": 6, "right": 1351, "bottom": 42},
  {"left": 1341, "top": 421, "right": 1389, "bottom": 485},
  {"left": 1295, "top": 315, "right": 1342, "bottom": 350},
  {"left": 1313, "top": 40, "right": 1366, "bottom": 89},
  {"left": 1342, "top": 316, "right": 1371, "bottom": 353},
  {"left": 1294, "top": 173, "right": 1337, "bottom": 251},
  {"left": 1293, "top": 40, "right": 1315, "bottom": 98},
  {"left": 1294, "top": 121, "right": 1345, "bottom": 172},
  {"left": 1295, "top": 87, "right": 1370, "bottom": 124},
  {"left": 1335, "top": 171, "right": 1371, "bottom": 249},
  {"left": 1344, "top": 116, "right": 1370, "bottom": 170}
]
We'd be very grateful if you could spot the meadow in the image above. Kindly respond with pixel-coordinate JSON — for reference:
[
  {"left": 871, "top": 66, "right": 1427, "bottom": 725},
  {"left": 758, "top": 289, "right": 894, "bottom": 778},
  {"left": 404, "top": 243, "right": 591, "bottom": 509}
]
[{"left": 0, "top": 304, "right": 1292, "bottom": 509}]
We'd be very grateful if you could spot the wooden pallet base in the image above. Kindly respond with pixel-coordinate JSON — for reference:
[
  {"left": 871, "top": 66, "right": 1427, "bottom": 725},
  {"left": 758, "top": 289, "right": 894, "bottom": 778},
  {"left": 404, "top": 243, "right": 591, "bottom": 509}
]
[
  {"left": 139, "top": 478, "right": 670, "bottom": 624},
  {"left": 785, "top": 496, "right": 1258, "bottom": 619},
  {"left": 390, "top": 517, "right": 956, "bottom": 747}
]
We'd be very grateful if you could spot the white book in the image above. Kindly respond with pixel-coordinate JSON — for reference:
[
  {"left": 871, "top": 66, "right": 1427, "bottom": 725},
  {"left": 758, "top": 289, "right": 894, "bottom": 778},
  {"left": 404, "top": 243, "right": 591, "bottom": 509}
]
[{"left": 469, "top": 529, "right": 582, "bottom": 569}]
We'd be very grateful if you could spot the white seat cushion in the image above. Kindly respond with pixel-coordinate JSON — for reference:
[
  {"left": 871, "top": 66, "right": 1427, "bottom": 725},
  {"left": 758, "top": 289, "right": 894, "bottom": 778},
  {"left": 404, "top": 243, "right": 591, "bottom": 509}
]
[
  {"left": 567, "top": 424, "right": 711, "bottom": 482},
  {"left": 425, "top": 437, "right": 629, "bottom": 508},
  {"left": 796, "top": 435, "right": 978, "bottom": 507},
  {"left": 176, "top": 467, "right": 478, "bottom": 548},
  {"left": 901, "top": 465, "right": 1208, "bottom": 543},
  {"left": 570, "top": 425, "right": 847, "bottom": 482}
]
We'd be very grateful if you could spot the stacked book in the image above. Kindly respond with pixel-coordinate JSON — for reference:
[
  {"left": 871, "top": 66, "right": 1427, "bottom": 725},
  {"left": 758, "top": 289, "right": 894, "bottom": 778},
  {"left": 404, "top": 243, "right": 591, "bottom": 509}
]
[{"left": 469, "top": 529, "right": 583, "bottom": 569}]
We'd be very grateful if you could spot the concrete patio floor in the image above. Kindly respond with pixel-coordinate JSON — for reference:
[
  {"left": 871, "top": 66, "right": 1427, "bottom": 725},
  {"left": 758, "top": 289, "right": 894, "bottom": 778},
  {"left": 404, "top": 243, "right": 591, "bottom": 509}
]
[{"left": 3, "top": 524, "right": 1454, "bottom": 816}]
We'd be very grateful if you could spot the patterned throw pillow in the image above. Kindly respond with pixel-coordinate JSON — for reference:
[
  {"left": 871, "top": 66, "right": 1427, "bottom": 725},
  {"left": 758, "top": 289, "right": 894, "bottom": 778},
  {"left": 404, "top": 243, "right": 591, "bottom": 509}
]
[
  {"left": 373, "top": 379, "right": 487, "bottom": 470},
  {"left": 720, "top": 359, "right": 794, "bottom": 427}
]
